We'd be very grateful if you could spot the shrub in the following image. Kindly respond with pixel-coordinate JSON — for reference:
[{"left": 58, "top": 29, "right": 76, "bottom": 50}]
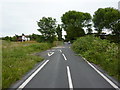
[{"left": 72, "top": 35, "right": 119, "bottom": 81}]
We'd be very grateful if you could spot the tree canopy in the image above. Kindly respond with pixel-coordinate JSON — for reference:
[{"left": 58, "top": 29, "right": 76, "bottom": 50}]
[
  {"left": 56, "top": 24, "right": 63, "bottom": 41},
  {"left": 93, "top": 7, "right": 120, "bottom": 34},
  {"left": 37, "top": 17, "right": 56, "bottom": 42},
  {"left": 61, "top": 10, "right": 92, "bottom": 41}
]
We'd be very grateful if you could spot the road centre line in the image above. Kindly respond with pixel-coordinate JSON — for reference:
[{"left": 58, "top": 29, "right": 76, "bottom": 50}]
[
  {"left": 59, "top": 50, "right": 62, "bottom": 53},
  {"left": 62, "top": 53, "right": 67, "bottom": 60},
  {"left": 83, "top": 58, "right": 119, "bottom": 90},
  {"left": 17, "top": 60, "right": 49, "bottom": 89},
  {"left": 67, "top": 66, "right": 74, "bottom": 89}
]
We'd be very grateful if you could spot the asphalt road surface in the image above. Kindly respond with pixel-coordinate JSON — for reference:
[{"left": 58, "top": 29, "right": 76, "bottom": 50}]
[{"left": 16, "top": 44, "right": 119, "bottom": 89}]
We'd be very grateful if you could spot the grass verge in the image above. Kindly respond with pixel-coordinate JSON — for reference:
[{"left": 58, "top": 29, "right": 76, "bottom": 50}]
[
  {"left": 2, "top": 40, "right": 52, "bottom": 88},
  {"left": 72, "top": 35, "right": 119, "bottom": 81}
]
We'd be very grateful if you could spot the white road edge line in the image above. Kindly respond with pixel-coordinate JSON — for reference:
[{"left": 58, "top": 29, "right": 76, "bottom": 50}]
[
  {"left": 17, "top": 60, "right": 49, "bottom": 89},
  {"left": 62, "top": 53, "right": 67, "bottom": 60},
  {"left": 67, "top": 66, "right": 73, "bottom": 89},
  {"left": 59, "top": 50, "right": 62, "bottom": 53},
  {"left": 84, "top": 58, "right": 119, "bottom": 90}
]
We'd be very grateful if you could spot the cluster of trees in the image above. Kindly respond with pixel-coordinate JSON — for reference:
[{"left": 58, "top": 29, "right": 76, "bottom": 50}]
[
  {"left": 29, "top": 33, "right": 44, "bottom": 42},
  {"left": 2, "top": 7, "right": 120, "bottom": 43},
  {"left": 61, "top": 11, "right": 92, "bottom": 42},
  {"left": 2, "top": 35, "right": 18, "bottom": 41},
  {"left": 93, "top": 8, "right": 120, "bottom": 43},
  {"left": 2, "top": 33, "right": 42, "bottom": 42},
  {"left": 37, "top": 11, "right": 92, "bottom": 43},
  {"left": 37, "top": 7, "right": 120, "bottom": 43}
]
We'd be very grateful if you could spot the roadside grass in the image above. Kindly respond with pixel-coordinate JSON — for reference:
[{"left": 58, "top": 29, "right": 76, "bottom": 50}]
[
  {"left": 72, "top": 35, "right": 119, "bottom": 81},
  {"left": 2, "top": 40, "right": 52, "bottom": 88},
  {"left": 53, "top": 41, "right": 63, "bottom": 46}
]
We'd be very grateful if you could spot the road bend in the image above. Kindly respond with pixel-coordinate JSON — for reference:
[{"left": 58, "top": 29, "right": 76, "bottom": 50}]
[{"left": 16, "top": 44, "right": 119, "bottom": 89}]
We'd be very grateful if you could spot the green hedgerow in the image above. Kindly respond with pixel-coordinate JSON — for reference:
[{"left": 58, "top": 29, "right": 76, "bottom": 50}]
[{"left": 72, "top": 35, "right": 119, "bottom": 81}]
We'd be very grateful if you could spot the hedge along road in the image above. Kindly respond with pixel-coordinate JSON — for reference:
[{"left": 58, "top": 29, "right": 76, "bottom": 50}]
[{"left": 15, "top": 43, "right": 119, "bottom": 89}]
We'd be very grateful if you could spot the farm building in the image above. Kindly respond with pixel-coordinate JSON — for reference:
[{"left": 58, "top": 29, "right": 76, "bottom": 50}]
[{"left": 17, "top": 34, "right": 30, "bottom": 42}]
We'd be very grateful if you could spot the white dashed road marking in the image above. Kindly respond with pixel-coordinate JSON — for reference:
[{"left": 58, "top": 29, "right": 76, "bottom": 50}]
[
  {"left": 59, "top": 50, "right": 62, "bottom": 53},
  {"left": 62, "top": 53, "right": 67, "bottom": 60},
  {"left": 67, "top": 66, "right": 73, "bottom": 90}
]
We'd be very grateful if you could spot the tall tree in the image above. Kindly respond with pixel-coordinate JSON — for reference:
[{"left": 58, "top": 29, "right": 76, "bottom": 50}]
[
  {"left": 37, "top": 17, "right": 56, "bottom": 42},
  {"left": 110, "top": 19, "right": 120, "bottom": 43},
  {"left": 86, "top": 24, "right": 92, "bottom": 34},
  {"left": 61, "top": 10, "right": 92, "bottom": 41},
  {"left": 93, "top": 7, "right": 120, "bottom": 35},
  {"left": 56, "top": 24, "right": 62, "bottom": 41}
]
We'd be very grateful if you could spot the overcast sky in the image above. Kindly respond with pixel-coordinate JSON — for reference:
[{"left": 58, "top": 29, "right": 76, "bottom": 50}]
[{"left": 0, "top": 0, "right": 119, "bottom": 37}]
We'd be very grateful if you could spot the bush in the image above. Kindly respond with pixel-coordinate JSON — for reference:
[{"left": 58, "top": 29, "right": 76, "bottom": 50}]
[{"left": 72, "top": 35, "right": 119, "bottom": 81}]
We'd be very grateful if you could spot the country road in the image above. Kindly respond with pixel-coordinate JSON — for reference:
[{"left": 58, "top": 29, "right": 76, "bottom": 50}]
[{"left": 13, "top": 44, "right": 119, "bottom": 89}]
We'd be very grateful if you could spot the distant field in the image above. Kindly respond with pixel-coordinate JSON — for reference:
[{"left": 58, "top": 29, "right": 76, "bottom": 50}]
[{"left": 2, "top": 40, "right": 52, "bottom": 88}]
